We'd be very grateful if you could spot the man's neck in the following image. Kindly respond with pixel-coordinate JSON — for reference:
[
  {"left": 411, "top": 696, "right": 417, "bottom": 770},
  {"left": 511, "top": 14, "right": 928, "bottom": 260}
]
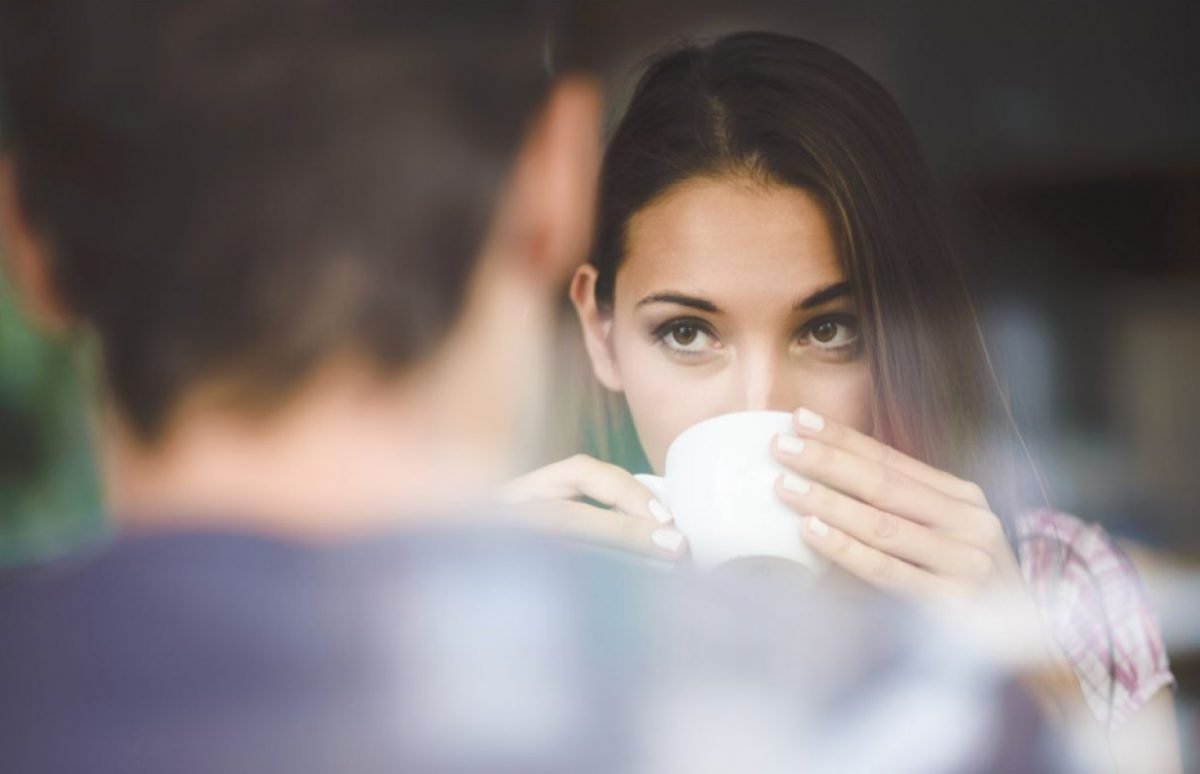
[{"left": 101, "top": 359, "right": 508, "bottom": 540}]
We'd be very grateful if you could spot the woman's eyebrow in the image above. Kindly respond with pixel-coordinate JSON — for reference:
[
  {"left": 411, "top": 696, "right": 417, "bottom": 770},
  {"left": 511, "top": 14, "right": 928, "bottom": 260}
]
[
  {"left": 635, "top": 292, "right": 721, "bottom": 313},
  {"left": 793, "top": 281, "right": 852, "bottom": 310}
]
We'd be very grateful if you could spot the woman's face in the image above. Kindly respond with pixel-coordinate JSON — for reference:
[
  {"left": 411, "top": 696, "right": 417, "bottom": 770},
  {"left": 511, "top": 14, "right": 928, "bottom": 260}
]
[{"left": 574, "top": 176, "right": 873, "bottom": 472}]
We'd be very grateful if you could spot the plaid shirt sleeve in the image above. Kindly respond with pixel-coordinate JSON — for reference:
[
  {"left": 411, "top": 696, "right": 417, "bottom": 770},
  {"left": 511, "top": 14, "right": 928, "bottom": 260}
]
[{"left": 1015, "top": 509, "right": 1175, "bottom": 732}]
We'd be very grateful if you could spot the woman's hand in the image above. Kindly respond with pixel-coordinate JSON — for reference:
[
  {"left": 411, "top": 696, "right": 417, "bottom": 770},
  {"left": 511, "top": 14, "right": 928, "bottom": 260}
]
[
  {"left": 768, "top": 408, "right": 1149, "bottom": 759},
  {"left": 770, "top": 407, "right": 1023, "bottom": 604},
  {"left": 497, "top": 454, "right": 687, "bottom": 560}
]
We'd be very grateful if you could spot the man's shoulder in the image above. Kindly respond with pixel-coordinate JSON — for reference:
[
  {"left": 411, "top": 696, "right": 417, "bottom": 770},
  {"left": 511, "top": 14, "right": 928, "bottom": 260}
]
[
  {"left": 0, "top": 524, "right": 649, "bottom": 771},
  {"left": 0, "top": 523, "right": 1071, "bottom": 773}
]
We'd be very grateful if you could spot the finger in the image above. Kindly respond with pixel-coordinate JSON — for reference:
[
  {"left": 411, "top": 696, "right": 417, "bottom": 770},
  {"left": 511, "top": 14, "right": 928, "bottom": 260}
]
[
  {"left": 773, "top": 434, "right": 991, "bottom": 537},
  {"left": 517, "top": 499, "right": 686, "bottom": 559},
  {"left": 499, "top": 455, "right": 672, "bottom": 523},
  {"left": 775, "top": 474, "right": 995, "bottom": 583},
  {"left": 797, "top": 514, "right": 964, "bottom": 602},
  {"left": 789, "top": 408, "right": 988, "bottom": 507}
]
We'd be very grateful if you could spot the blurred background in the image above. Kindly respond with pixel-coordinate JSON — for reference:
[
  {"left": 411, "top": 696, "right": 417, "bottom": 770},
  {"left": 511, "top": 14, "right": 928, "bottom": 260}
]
[{"left": 1, "top": 0, "right": 1196, "bottom": 763}]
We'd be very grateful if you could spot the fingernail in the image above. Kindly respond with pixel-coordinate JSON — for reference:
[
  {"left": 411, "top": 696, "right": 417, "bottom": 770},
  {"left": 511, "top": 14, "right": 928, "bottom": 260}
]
[
  {"left": 782, "top": 472, "right": 810, "bottom": 495},
  {"left": 775, "top": 434, "right": 805, "bottom": 455},
  {"left": 795, "top": 408, "right": 825, "bottom": 432},
  {"left": 648, "top": 499, "right": 673, "bottom": 524},
  {"left": 652, "top": 528, "right": 686, "bottom": 553},
  {"left": 807, "top": 516, "right": 830, "bottom": 536}
]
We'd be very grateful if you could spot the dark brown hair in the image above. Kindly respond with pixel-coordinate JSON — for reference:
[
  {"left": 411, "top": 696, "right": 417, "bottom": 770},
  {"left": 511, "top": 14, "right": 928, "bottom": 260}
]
[
  {"left": 0, "top": 0, "right": 557, "bottom": 440},
  {"left": 592, "top": 32, "right": 1038, "bottom": 520}
]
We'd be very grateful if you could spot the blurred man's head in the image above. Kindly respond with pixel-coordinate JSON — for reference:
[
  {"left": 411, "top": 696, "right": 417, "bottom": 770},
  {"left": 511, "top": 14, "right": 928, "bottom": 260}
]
[{"left": 0, "top": 0, "right": 600, "bottom": 527}]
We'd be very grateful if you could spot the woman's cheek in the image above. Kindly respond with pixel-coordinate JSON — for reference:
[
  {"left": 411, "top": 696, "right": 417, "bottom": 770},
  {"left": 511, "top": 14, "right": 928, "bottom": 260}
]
[
  {"left": 619, "top": 355, "right": 717, "bottom": 473},
  {"left": 798, "top": 362, "right": 873, "bottom": 434}
]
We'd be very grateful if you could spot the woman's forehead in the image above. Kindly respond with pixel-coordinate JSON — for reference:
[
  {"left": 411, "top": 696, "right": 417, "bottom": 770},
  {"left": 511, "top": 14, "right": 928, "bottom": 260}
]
[{"left": 619, "top": 177, "right": 845, "bottom": 309}]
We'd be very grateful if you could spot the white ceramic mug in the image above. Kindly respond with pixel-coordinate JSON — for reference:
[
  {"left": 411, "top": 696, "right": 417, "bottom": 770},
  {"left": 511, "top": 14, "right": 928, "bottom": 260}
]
[{"left": 635, "top": 410, "right": 826, "bottom": 573}]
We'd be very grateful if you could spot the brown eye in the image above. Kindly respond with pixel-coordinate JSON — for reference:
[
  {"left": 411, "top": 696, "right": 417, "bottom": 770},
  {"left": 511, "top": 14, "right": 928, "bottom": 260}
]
[
  {"left": 801, "top": 315, "right": 860, "bottom": 354},
  {"left": 812, "top": 320, "right": 838, "bottom": 343},
  {"left": 671, "top": 324, "right": 699, "bottom": 346},
  {"left": 655, "top": 318, "right": 717, "bottom": 355}
]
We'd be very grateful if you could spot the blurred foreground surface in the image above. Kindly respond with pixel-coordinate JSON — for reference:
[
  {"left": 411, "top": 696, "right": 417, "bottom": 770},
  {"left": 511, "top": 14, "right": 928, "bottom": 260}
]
[{"left": 0, "top": 526, "right": 1075, "bottom": 773}]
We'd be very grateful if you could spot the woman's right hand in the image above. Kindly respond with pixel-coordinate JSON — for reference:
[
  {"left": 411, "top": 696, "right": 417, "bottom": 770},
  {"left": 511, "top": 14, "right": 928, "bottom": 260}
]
[{"left": 496, "top": 455, "right": 687, "bottom": 561}]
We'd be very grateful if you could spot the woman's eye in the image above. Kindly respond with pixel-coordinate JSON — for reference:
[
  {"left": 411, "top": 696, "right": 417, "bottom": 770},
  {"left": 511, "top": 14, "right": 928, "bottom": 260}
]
[
  {"left": 655, "top": 320, "right": 717, "bottom": 355},
  {"left": 803, "top": 316, "right": 860, "bottom": 352}
]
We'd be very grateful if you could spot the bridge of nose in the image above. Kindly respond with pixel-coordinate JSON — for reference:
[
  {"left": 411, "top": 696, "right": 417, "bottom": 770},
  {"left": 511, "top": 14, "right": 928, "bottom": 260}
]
[{"left": 734, "top": 343, "right": 799, "bottom": 413}]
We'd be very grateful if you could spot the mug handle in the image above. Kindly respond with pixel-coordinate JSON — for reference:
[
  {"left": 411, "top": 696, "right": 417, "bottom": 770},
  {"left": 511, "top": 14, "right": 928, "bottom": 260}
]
[{"left": 633, "top": 473, "right": 667, "bottom": 506}]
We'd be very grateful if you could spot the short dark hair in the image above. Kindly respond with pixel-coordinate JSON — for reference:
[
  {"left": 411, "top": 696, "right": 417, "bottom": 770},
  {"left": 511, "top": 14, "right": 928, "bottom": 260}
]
[{"left": 0, "top": 0, "right": 557, "bottom": 439}]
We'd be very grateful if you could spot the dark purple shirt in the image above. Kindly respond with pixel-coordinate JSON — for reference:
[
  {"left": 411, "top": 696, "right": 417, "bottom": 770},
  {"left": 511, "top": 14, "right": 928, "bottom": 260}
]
[{"left": 0, "top": 525, "right": 1073, "bottom": 773}]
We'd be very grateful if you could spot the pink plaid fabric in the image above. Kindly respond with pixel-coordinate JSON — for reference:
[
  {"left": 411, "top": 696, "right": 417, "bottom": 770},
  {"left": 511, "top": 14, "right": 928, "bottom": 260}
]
[{"left": 1015, "top": 509, "right": 1174, "bottom": 731}]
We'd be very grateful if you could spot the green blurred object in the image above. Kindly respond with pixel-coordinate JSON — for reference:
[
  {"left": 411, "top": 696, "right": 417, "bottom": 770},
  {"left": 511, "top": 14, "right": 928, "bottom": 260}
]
[{"left": 0, "top": 265, "right": 104, "bottom": 566}]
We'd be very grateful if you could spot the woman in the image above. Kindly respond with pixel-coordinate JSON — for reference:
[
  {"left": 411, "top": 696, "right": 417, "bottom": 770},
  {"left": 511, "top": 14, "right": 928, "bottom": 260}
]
[{"left": 501, "top": 32, "right": 1177, "bottom": 768}]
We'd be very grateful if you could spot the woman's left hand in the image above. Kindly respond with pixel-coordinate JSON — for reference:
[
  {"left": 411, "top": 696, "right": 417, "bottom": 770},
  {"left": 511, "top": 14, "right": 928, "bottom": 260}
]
[
  {"left": 771, "top": 407, "right": 1025, "bottom": 605},
  {"left": 770, "top": 409, "right": 1166, "bottom": 767}
]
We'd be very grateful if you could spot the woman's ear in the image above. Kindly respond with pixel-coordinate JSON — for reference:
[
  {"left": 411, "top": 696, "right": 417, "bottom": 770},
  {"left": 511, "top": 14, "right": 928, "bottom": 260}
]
[
  {"left": 0, "top": 158, "right": 73, "bottom": 331},
  {"left": 569, "top": 263, "right": 623, "bottom": 392}
]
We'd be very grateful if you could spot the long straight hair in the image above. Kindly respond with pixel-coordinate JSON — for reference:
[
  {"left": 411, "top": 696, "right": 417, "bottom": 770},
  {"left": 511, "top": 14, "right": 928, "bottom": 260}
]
[{"left": 588, "top": 32, "right": 1044, "bottom": 523}]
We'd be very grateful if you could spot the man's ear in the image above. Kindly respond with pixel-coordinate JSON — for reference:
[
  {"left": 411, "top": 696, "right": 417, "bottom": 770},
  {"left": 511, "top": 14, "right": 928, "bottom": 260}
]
[
  {"left": 0, "top": 158, "right": 72, "bottom": 331},
  {"left": 569, "top": 263, "right": 623, "bottom": 392},
  {"left": 493, "top": 75, "right": 601, "bottom": 289}
]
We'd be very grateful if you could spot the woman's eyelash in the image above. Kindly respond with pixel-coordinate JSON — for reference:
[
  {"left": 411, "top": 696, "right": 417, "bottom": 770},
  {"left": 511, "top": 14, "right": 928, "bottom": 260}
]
[
  {"left": 649, "top": 314, "right": 861, "bottom": 356},
  {"left": 799, "top": 314, "right": 861, "bottom": 351},
  {"left": 652, "top": 317, "right": 710, "bottom": 337},
  {"left": 651, "top": 318, "right": 718, "bottom": 354}
]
